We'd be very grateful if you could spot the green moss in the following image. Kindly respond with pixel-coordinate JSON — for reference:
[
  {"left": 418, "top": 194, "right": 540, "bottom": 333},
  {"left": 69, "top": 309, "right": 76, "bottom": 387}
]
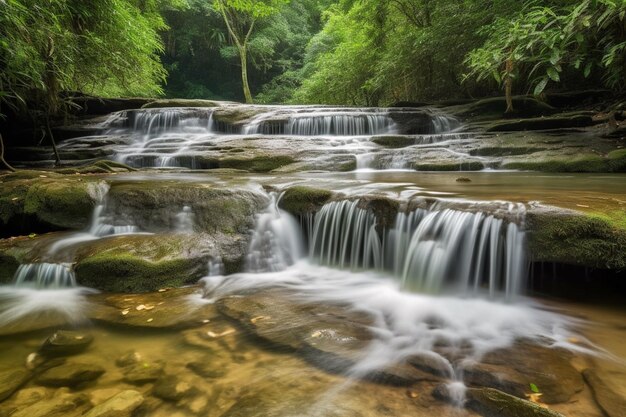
[
  {"left": 279, "top": 186, "right": 333, "bottom": 215},
  {"left": 74, "top": 235, "right": 210, "bottom": 292},
  {"left": 527, "top": 211, "right": 626, "bottom": 270},
  {"left": 414, "top": 161, "right": 484, "bottom": 171},
  {"left": 0, "top": 170, "right": 62, "bottom": 181},
  {"left": 219, "top": 155, "right": 296, "bottom": 173},
  {"left": 607, "top": 149, "right": 626, "bottom": 172},
  {"left": 0, "top": 252, "right": 19, "bottom": 284},
  {"left": 23, "top": 180, "right": 96, "bottom": 229},
  {"left": 75, "top": 255, "right": 201, "bottom": 293},
  {"left": 57, "top": 160, "right": 136, "bottom": 175},
  {"left": 503, "top": 155, "right": 611, "bottom": 173},
  {"left": 372, "top": 136, "right": 415, "bottom": 148}
]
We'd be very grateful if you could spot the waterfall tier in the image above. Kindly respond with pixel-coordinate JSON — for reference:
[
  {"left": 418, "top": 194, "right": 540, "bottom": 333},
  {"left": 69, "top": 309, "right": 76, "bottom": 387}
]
[{"left": 13, "top": 263, "right": 76, "bottom": 288}]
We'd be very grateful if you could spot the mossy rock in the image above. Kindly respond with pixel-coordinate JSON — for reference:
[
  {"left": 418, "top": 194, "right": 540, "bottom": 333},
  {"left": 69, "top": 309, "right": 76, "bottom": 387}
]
[
  {"left": 219, "top": 155, "right": 296, "bottom": 173},
  {"left": 0, "top": 177, "right": 100, "bottom": 236},
  {"left": 279, "top": 186, "right": 333, "bottom": 215},
  {"left": 141, "top": 99, "right": 225, "bottom": 108},
  {"left": 371, "top": 135, "right": 415, "bottom": 148},
  {"left": 73, "top": 235, "right": 218, "bottom": 292},
  {"left": 414, "top": 161, "right": 484, "bottom": 171},
  {"left": 486, "top": 114, "right": 595, "bottom": 132},
  {"left": 106, "top": 181, "right": 264, "bottom": 234},
  {"left": 527, "top": 209, "right": 626, "bottom": 270},
  {"left": 56, "top": 160, "right": 136, "bottom": 175},
  {"left": 0, "top": 170, "right": 62, "bottom": 182},
  {"left": 502, "top": 153, "right": 625, "bottom": 173}
]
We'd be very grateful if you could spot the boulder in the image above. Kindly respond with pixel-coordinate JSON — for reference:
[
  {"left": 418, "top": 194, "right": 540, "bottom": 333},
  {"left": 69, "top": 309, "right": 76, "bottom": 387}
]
[
  {"left": 83, "top": 390, "right": 144, "bottom": 417},
  {"left": 152, "top": 374, "right": 197, "bottom": 402},
  {"left": 123, "top": 362, "right": 164, "bottom": 385},
  {"left": 36, "top": 362, "right": 105, "bottom": 387},
  {"left": 9, "top": 390, "right": 88, "bottom": 417}
]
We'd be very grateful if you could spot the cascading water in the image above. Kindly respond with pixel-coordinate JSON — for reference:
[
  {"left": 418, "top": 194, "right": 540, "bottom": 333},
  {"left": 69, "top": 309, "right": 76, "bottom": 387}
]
[
  {"left": 245, "top": 111, "right": 396, "bottom": 136},
  {"left": 245, "top": 192, "right": 304, "bottom": 273},
  {"left": 307, "top": 200, "right": 527, "bottom": 297},
  {"left": 13, "top": 263, "right": 76, "bottom": 288}
]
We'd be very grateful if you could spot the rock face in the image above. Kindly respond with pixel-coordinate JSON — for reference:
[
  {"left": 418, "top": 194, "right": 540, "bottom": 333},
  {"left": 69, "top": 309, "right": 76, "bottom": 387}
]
[
  {"left": 36, "top": 362, "right": 105, "bottom": 387},
  {"left": 83, "top": 390, "right": 144, "bottom": 417},
  {"left": 0, "top": 173, "right": 101, "bottom": 236}
]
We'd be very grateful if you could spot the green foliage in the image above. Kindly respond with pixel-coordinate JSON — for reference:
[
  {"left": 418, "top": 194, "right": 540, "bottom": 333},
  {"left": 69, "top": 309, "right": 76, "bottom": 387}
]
[
  {"left": 466, "top": 0, "right": 626, "bottom": 100},
  {"left": 0, "top": 0, "right": 180, "bottom": 119}
]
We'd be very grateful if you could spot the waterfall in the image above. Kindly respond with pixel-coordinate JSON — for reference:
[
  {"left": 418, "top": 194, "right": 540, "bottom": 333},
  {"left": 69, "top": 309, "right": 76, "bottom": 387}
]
[
  {"left": 48, "top": 182, "right": 139, "bottom": 254},
  {"left": 13, "top": 263, "right": 76, "bottom": 288},
  {"left": 245, "top": 113, "right": 395, "bottom": 136},
  {"left": 309, "top": 200, "right": 383, "bottom": 270},
  {"left": 175, "top": 206, "right": 195, "bottom": 233},
  {"left": 306, "top": 201, "right": 527, "bottom": 297},
  {"left": 245, "top": 192, "right": 305, "bottom": 273}
]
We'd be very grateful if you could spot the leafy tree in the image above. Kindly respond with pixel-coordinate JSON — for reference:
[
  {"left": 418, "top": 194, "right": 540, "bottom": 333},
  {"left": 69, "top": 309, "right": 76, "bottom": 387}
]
[
  {"left": 466, "top": 0, "right": 626, "bottom": 112},
  {"left": 213, "top": 0, "right": 290, "bottom": 103}
]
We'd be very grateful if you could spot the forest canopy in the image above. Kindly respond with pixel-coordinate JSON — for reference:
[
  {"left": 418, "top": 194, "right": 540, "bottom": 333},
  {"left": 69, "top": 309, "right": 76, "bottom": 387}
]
[{"left": 1, "top": 0, "right": 626, "bottom": 111}]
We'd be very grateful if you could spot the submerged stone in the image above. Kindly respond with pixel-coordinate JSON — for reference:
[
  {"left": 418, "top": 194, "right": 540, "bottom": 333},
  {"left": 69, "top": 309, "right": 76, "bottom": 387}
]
[
  {"left": 434, "top": 384, "right": 566, "bottom": 417},
  {"left": 152, "top": 374, "right": 197, "bottom": 402},
  {"left": 39, "top": 330, "right": 94, "bottom": 357},
  {"left": 583, "top": 369, "right": 626, "bottom": 417},
  {"left": 123, "top": 362, "right": 164, "bottom": 385},
  {"left": 36, "top": 362, "right": 105, "bottom": 388},
  {"left": 83, "top": 390, "right": 144, "bottom": 417}
]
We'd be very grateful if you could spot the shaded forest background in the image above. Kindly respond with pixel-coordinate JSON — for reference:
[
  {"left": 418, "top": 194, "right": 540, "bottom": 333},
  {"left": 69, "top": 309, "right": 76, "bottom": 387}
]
[{"left": 1, "top": 0, "right": 625, "bottom": 111}]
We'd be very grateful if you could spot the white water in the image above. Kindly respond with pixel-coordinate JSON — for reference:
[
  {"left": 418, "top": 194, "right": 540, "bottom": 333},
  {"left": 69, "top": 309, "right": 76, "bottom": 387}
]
[
  {"left": 307, "top": 200, "right": 526, "bottom": 297},
  {"left": 13, "top": 263, "right": 76, "bottom": 288},
  {"left": 246, "top": 192, "right": 305, "bottom": 273}
]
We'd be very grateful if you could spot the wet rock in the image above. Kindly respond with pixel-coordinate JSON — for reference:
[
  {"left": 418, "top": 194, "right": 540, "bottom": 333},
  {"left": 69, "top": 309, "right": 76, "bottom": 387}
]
[
  {"left": 0, "top": 176, "right": 101, "bottom": 236},
  {"left": 455, "top": 177, "right": 472, "bottom": 183},
  {"left": 486, "top": 114, "right": 595, "bottom": 132},
  {"left": 142, "top": 99, "right": 225, "bottom": 109},
  {"left": 583, "top": 368, "right": 626, "bottom": 417},
  {"left": 123, "top": 362, "right": 164, "bottom": 385},
  {"left": 434, "top": 384, "right": 566, "bottom": 417},
  {"left": 152, "top": 374, "right": 197, "bottom": 402},
  {"left": 115, "top": 351, "right": 142, "bottom": 367},
  {"left": 83, "top": 390, "right": 144, "bottom": 417},
  {"left": 74, "top": 235, "right": 236, "bottom": 293},
  {"left": 463, "top": 341, "right": 583, "bottom": 404},
  {"left": 371, "top": 135, "right": 416, "bottom": 148},
  {"left": 11, "top": 387, "right": 49, "bottom": 407},
  {"left": 10, "top": 390, "right": 88, "bottom": 417},
  {"left": 0, "top": 368, "right": 31, "bottom": 401},
  {"left": 88, "top": 388, "right": 122, "bottom": 406},
  {"left": 526, "top": 207, "right": 626, "bottom": 270},
  {"left": 36, "top": 362, "right": 105, "bottom": 388},
  {"left": 39, "top": 330, "right": 93, "bottom": 357},
  {"left": 186, "top": 361, "right": 227, "bottom": 379},
  {"left": 279, "top": 186, "right": 333, "bottom": 215},
  {"left": 89, "top": 287, "right": 219, "bottom": 327}
]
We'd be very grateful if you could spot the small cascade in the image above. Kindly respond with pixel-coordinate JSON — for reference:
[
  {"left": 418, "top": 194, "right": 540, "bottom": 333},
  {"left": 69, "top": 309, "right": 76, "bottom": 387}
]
[
  {"left": 306, "top": 200, "right": 527, "bottom": 297},
  {"left": 103, "top": 108, "right": 215, "bottom": 140},
  {"left": 48, "top": 182, "right": 139, "bottom": 254},
  {"left": 246, "top": 192, "right": 305, "bottom": 273},
  {"left": 175, "top": 206, "right": 195, "bottom": 233},
  {"left": 309, "top": 200, "right": 383, "bottom": 270},
  {"left": 13, "top": 263, "right": 76, "bottom": 288},
  {"left": 246, "top": 113, "right": 395, "bottom": 136}
]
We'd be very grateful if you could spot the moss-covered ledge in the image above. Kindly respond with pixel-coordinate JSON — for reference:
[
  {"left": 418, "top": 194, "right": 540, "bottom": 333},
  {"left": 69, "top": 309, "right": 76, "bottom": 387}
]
[
  {"left": 278, "top": 186, "right": 334, "bottom": 216},
  {"left": 526, "top": 206, "right": 626, "bottom": 270}
]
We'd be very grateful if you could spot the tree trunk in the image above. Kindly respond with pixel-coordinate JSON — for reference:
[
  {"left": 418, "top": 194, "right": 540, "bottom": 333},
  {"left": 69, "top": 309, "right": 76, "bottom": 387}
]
[
  {"left": 46, "top": 116, "right": 62, "bottom": 166},
  {"left": 239, "top": 45, "right": 253, "bottom": 104},
  {"left": 0, "top": 133, "right": 16, "bottom": 172},
  {"left": 504, "top": 57, "right": 514, "bottom": 114}
]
